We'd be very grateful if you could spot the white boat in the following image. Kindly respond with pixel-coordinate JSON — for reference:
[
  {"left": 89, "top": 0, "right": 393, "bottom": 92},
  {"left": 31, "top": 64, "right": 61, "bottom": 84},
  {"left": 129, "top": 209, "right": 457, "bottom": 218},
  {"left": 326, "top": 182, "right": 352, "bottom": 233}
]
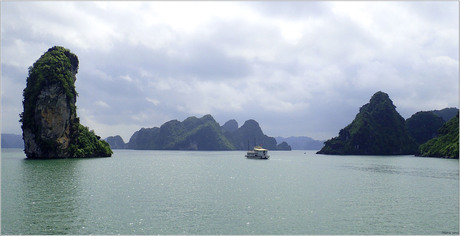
[{"left": 245, "top": 146, "right": 269, "bottom": 159}]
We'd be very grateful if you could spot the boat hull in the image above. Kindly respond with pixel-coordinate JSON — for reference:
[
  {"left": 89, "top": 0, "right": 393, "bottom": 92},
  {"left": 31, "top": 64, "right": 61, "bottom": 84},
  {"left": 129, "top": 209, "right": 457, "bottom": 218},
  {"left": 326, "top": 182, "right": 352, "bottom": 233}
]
[{"left": 245, "top": 155, "right": 269, "bottom": 159}]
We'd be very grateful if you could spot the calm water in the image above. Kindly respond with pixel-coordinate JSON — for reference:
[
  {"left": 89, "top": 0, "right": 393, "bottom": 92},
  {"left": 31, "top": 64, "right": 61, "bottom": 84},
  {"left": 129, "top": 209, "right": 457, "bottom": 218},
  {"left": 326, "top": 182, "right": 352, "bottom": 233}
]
[{"left": 1, "top": 148, "right": 458, "bottom": 235}]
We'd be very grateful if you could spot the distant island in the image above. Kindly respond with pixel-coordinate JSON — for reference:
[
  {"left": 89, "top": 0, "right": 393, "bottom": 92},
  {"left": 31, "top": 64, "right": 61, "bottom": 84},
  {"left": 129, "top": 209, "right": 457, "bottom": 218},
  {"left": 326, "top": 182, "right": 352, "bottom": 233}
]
[
  {"left": 105, "top": 115, "right": 291, "bottom": 151},
  {"left": 1, "top": 134, "right": 24, "bottom": 148},
  {"left": 275, "top": 136, "right": 324, "bottom": 150},
  {"left": 20, "top": 46, "right": 112, "bottom": 159},
  {"left": 317, "top": 91, "right": 458, "bottom": 158}
]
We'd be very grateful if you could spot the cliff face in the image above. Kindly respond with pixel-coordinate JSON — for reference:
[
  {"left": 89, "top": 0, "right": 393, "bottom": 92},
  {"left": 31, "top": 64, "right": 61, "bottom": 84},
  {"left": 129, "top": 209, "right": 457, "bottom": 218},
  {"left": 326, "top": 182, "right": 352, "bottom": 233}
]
[
  {"left": 23, "top": 83, "right": 75, "bottom": 157},
  {"left": 21, "top": 46, "right": 112, "bottom": 158},
  {"left": 317, "top": 91, "right": 418, "bottom": 155}
]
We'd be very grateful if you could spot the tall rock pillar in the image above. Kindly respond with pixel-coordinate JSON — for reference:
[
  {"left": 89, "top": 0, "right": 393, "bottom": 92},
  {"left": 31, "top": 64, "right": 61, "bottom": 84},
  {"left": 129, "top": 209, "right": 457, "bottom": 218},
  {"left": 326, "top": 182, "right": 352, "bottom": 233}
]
[{"left": 21, "top": 46, "right": 112, "bottom": 158}]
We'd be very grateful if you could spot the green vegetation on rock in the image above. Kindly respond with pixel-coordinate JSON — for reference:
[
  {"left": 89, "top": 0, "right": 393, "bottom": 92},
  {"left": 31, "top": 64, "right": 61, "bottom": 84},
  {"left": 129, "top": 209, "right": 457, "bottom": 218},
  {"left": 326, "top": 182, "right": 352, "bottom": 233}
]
[
  {"left": 317, "top": 91, "right": 418, "bottom": 155},
  {"left": 21, "top": 46, "right": 112, "bottom": 158},
  {"left": 418, "top": 113, "right": 459, "bottom": 158},
  {"left": 406, "top": 111, "right": 445, "bottom": 145},
  {"left": 126, "top": 115, "right": 290, "bottom": 151},
  {"left": 70, "top": 124, "right": 113, "bottom": 158},
  {"left": 127, "top": 115, "right": 236, "bottom": 150}
]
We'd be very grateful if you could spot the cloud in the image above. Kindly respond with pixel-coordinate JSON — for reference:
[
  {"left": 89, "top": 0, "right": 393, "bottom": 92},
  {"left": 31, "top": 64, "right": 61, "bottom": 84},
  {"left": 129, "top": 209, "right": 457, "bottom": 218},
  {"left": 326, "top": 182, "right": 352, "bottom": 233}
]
[
  {"left": 2, "top": 1, "right": 458, "bottom": 141},
  {"left": 95, "top": 101, "right": 110, "bottom": 108},
  {"left": 146, "top": 98, "right": 160, "bottom": 106}
]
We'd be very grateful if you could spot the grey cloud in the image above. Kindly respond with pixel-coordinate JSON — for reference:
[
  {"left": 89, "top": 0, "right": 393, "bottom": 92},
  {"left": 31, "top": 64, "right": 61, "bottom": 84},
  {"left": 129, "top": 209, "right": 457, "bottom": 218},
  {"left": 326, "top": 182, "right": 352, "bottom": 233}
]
[
  {"left": 2, "top": 1, "right": 458, "bottom": 141},
  {"left": 408, "top": 2, "right": 459, "bottom": 27},
  {"left": 180, "top": 41, "right": 252, "bottom": 80}
]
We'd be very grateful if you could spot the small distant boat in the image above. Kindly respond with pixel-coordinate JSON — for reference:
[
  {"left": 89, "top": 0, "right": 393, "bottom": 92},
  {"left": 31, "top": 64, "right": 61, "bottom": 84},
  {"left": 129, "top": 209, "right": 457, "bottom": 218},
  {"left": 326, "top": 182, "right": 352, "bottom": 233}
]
[{"left": 245, "top": 146, "right": 269, "bottom": 159}]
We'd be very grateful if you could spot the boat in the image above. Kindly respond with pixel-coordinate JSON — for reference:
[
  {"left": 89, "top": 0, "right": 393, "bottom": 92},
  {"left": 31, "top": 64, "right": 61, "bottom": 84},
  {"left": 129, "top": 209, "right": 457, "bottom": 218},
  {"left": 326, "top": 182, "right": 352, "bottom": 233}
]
[{"left": 245, "top": 146, "right": 269, "bottom": 159}]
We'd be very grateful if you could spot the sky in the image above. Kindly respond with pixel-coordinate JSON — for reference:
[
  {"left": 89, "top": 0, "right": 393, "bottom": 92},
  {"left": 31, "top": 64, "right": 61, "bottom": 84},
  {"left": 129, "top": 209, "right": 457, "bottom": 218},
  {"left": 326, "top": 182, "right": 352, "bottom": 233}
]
[{"left": 1, "top": 1, "right": 459, "bottom": 142}]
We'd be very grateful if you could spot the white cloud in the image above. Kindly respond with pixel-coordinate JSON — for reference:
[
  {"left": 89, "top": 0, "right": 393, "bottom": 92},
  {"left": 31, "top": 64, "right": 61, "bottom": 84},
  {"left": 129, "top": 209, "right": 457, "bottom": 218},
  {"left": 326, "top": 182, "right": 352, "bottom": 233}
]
[
  {"left": 146, "top": 98, "right": 160, "bottom": 106},
  {"left": 120, "top": 75, "right": 133, "bottom": 82},
  {"left": 95, "top": 100, "right": 110, "bottom": 108}
]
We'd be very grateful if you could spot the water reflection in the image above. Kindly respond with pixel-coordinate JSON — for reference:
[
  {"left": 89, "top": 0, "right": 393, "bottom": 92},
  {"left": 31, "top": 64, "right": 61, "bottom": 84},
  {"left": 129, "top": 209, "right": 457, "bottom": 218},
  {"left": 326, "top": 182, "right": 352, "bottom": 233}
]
[{"left": 17, "top": 159, "right": 85, "bottom": 234}]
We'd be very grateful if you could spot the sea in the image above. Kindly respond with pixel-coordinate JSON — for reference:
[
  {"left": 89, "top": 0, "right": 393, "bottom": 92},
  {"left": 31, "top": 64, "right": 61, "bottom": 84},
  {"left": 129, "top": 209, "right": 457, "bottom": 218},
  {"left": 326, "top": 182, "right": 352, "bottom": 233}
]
[{"left": 1, "top": 148, "right": 458, "bottom": 235}]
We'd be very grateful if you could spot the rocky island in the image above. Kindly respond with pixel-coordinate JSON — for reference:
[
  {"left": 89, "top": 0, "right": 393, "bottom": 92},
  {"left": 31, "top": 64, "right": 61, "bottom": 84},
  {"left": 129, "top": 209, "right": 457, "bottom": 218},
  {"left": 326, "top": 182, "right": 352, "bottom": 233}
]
[
  {"left": 20, "top": 46, "right": 112, "bottom": 159},
  {"left": 107, "top": 115, "right": 291, "bottom": 151},
  {"left": 317, "top": 91, "right": 418, "bottom": 155}
]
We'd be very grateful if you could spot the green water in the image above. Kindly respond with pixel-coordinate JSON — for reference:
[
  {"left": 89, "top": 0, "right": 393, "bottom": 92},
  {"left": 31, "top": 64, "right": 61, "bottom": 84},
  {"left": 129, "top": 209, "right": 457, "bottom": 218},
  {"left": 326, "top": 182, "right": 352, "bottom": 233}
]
[{"left": 1, "top": 148, "right": 458, "bottom": 234}]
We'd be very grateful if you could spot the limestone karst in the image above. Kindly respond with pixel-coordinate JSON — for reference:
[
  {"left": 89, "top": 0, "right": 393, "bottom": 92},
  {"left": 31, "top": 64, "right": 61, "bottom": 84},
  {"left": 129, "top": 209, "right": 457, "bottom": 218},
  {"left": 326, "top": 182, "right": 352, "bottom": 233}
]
[
  {"left": 21, "top": 46, "right": 112, "bottom": 158},
  {"left": 317, "top": 91, "right": 418, "bottom": 155}
]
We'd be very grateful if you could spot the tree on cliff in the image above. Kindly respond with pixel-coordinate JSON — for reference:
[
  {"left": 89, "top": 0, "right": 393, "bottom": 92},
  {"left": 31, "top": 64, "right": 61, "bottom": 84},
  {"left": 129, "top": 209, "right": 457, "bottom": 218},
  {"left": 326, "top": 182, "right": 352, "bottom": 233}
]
[
  {"left": 317, "top": 91, "right": 418, "bottom": 155},
  {"left": 20, "top": 46, "right": 112, "bottom": 158}
]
